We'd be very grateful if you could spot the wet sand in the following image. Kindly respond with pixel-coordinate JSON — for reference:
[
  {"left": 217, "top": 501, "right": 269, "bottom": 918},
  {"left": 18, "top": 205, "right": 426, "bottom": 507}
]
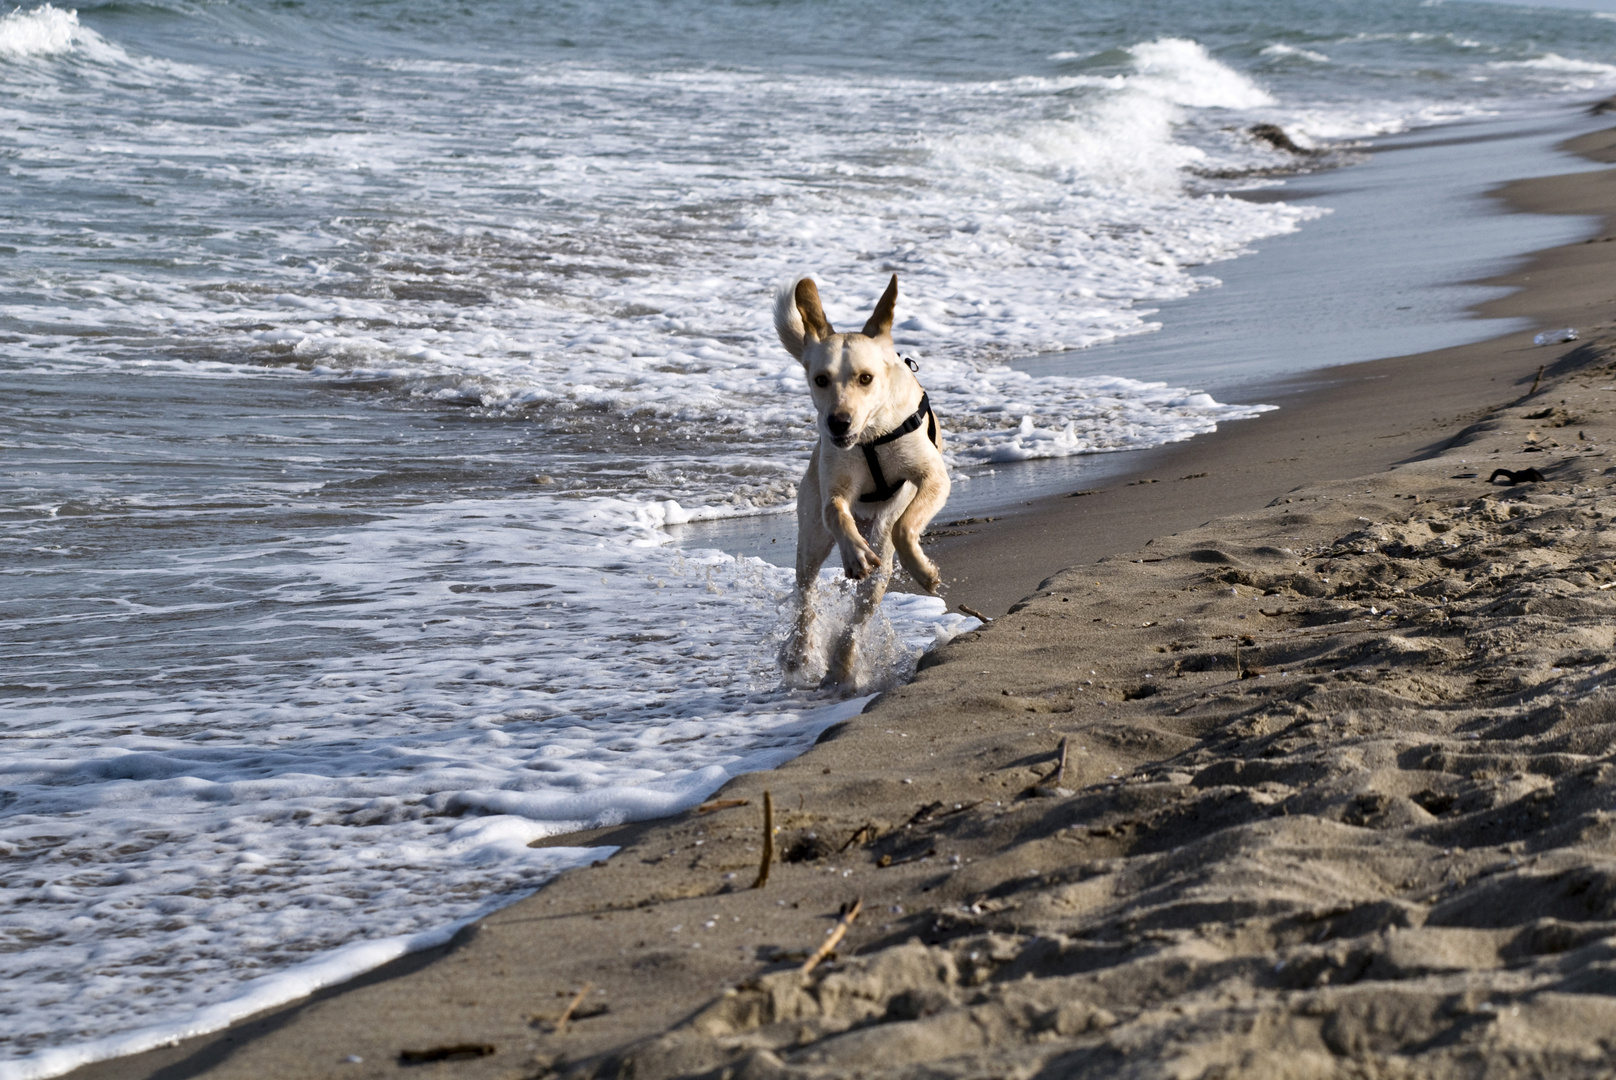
[{"left": 66, "top": 128, "right": 1616, "bottom": 1080}]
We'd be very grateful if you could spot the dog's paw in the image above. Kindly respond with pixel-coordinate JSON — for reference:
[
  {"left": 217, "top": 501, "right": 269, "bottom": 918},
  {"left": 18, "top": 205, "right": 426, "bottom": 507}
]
[
  {"left": 780, "top": 645, "right": 807, "bottom": 674},
  {"left": 841, "top": 544, "right": 882, "bottom": 580},
  {"left": 825, "top": 637, "right": 859, "bottom": 689},
  {"left": 898, "top": 549, "right": 941, "bottom": 594}
]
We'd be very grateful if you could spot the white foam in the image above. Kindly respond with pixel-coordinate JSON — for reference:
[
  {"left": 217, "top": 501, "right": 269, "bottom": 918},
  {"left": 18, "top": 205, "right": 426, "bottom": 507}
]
[
  {"left": 0, "top": 1, "right": 193, "bottom": 78},
  {"left": 1130, "top": 38, "right": 1275, "bottom": 110},
  {"left": 1500, "top": 53, "right": 1616, "bottom": 75},
  {"left": 941, "top": 376, "right": 1274, "bottom": 463},
  {"left": 1261, "top": 42, "right": 1331, "bottom": 64},
  {"left": 1490, "top": 53, "right": 1616, "bottom": 92},
  {"left": 0, "top": 4, "right": 77, "bottom": 57},
  {"left": 0, "top": 873, "right": 604, "bottom": 1080}
]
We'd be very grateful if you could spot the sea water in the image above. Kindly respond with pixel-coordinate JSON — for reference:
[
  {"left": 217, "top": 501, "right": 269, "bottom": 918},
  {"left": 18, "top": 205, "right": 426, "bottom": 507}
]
[{"left": 6, "top": 0, "right": 1616, "bottom": 1073}]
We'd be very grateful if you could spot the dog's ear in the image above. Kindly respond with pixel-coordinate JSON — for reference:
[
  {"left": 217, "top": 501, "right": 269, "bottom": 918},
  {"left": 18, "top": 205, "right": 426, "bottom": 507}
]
[
  {"left": 773, "top": 279, "right": 805, "bottom": 360},
  {"left": 861, "top": 274, "right": 898, "bottom": 340},
  {"left": 775, "top": 277, "right": 831, "bottom": 361},
  {"left": 795, "top": 278, "right": 833, "bottom": 343}
]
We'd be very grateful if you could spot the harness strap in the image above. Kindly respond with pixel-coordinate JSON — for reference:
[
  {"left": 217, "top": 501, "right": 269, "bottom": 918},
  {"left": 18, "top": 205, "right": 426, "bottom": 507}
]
[{"left": 858, "top": 392, "right": 938, "bottom": 504}]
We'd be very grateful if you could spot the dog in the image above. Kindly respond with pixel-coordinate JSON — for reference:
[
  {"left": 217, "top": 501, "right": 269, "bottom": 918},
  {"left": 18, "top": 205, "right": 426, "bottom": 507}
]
[{"left": 774, "top": 274, "right": 951, "bottom": 687}]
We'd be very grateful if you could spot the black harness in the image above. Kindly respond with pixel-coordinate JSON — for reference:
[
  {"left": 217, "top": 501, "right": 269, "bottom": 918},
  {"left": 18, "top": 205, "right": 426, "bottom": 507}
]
[{"left": 858, "top": 390, "right": 939, "bottom": 503}]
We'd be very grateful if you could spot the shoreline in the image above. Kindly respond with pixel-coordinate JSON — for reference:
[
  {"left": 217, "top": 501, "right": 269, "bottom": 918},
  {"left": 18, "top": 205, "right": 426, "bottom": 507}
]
[
  {"left": 54, "top": 127, "right": 1616, "bottom": 1080},
  {"left": 671, "top": 105, "right": 1611, "bottom": 594},
  {"left": 924, "top": 123, "right": 1616, "bottom": 618}
]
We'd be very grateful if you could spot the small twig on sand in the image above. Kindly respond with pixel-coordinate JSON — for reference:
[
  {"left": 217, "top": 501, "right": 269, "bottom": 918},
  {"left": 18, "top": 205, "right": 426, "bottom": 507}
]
[
  {"left": 876, "top": 846, "right": 934, "bottom": 869},
  {"left": 838, "top": 823, "right": 876, "bottom": 853},
  {"left": 697, "top": 798, "right": 749, "bottom": 814},
  {"left": 903, "top": 800, "right": 981, "bottom": 826},
  {"left": 1234, "top": 640, "right": 1243, "bottom": 680},
  {"left": 752, "top": 791, "right": 774, "bottom": 889},
  {"left": 399, "top": 1044, "right": 495, "bottom": 1064},
  {"left": 1023, "top": 738, "right": 1073, "bottom": 799},
  {"left": 801, "top": 898, "right": 862, "bottom": 975},
  {"left": 1531, "top": 364, "right": 1545, "bottom": 396},
  {"left": 555, "top": 983, "right": 592, "bottom": 1034},
  {"left": 958, "top": 604, "right": 993, "bottom": 623}
]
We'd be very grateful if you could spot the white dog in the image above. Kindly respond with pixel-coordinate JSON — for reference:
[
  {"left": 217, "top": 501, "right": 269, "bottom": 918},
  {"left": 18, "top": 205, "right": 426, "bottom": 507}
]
[{"left": 774, "top": 274, "right": 951, "bottom": 687}]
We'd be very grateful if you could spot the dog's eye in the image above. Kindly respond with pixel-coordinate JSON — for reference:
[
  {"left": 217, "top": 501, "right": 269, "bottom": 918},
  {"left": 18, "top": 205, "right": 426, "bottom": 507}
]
[
  {"left": 858, "top": 373, "right": 873, "bottom": 386},
  {"left": 814, "top": 375, "right": 829, "bottom": 388}
]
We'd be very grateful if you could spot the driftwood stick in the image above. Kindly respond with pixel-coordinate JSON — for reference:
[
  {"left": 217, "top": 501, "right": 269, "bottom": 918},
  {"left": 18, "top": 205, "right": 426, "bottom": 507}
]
[
  {"left": 1053, "top": 736, "right": 1070, "bottom": 787},
  {"left": 1531, "top": 364, "right": 1545, "bottom": 396},
  {"left": 751, "top": 791, "right": 774, "bottom": 889},
  {"left": 555, "top": 983, "right": 592, "bottom": 1034},
  {"left": 1234, "top": 640, "right": 1243, "bottom": 679},
  {"left": 838, "top": 823, "right": 875, "bottom": 853},
  {"left": 801, "top": 898, "right": 862, "bottom": 975}
]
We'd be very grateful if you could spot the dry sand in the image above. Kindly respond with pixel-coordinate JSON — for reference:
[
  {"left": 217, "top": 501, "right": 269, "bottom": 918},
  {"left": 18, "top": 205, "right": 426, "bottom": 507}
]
[{"left": 71, "top": 128, "right": 1616, "bottom": 1080}]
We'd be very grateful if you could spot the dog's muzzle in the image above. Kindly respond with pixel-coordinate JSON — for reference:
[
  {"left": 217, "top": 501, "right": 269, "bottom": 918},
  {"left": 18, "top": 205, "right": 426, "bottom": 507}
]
[{"left": 827, "top": 413, "right": 853, "bottom": 447}]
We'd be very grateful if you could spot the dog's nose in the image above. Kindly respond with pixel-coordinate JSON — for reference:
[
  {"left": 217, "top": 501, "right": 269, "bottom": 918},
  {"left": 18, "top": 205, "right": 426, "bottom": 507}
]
[{"left": 827, "top": 413, "right": 851, "bottom": 437}]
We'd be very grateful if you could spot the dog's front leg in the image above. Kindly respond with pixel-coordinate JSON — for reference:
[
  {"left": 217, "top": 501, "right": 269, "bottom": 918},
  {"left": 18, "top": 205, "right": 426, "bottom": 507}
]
[
  {"left": 892, "top": 467, "right": 950, "bottom": 595},
  {"left": 825, "top": 494, "right": 880, "bottom": 580},
  {"left": 783, "top": 457, "right": 835, "bottom": 679},
  {"left": 828, "top": 552, "right": 892, "bottom": 688},
  {"left": 783, "top": 554, "right": 830, "bottom": 680},
  {"left": 826, "top": 503, "right": 898, "bottom": 688}
]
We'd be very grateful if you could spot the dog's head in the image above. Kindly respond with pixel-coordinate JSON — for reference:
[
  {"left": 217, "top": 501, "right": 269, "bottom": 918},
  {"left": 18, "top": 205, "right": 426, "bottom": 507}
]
[{"left": 774, "top": 274, "right": 905, "bottom": 449}]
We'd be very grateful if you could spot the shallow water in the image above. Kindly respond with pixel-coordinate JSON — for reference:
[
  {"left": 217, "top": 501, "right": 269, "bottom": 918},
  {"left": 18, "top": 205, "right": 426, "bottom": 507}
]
[
  {"left": 4, "top": 358, "right": 947, "bottom": 1073},
  {"left": 1022, "top": 108, "right": 1611, "bottom": 396},
  {"left": 9, "top": 0, "right": 1616, "bottom": 1073}
]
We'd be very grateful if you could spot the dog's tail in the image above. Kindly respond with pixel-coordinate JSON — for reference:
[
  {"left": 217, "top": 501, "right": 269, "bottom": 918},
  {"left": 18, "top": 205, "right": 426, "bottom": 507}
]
[{"left": 774, "top": 277, "right": 809, "bottom": 361}]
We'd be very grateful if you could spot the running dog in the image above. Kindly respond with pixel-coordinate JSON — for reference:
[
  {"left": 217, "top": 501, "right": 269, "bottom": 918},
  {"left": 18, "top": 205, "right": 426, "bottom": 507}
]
[{"left": 774, "top": 274, "right": 951, "bottom": 687}]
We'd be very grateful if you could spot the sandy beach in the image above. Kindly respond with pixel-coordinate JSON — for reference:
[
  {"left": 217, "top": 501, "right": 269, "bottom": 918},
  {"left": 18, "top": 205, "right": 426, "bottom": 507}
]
[{"left": 68, "top": 126, "right": 1616, "bottom": 1079}]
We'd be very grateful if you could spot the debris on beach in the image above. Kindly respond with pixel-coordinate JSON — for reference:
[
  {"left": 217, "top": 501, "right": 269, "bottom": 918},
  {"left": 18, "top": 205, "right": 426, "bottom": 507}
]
[
  {"left": 1248, "top": 122, "right": 1316, "bottom": 156},
  {"left": 397, "top": 1043, "right": 496, "bottom": 1064}
]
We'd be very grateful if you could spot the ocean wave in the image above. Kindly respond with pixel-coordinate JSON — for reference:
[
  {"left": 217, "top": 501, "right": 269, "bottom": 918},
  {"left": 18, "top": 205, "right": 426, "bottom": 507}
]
[
  {"left": 939, "top": 40, "right": 1279, "bottom": 195},
  {"left": 1490, "top": 52, "right": 1616, "bottom": 92},
  {"left": 0, "top": 3, "right": 78, "bottom": 57},
  {"left": 3, "top": 32, "right": 1311, "bottom": 503},
  {"left": 1260, "top": 42, "right": 1330, "bottom": 65},
  {"left": 1130, "top": 37, "right": 1274, "bottom": 110},
  {"left": 0, "top": 0, "right": 208, "bottom": 81}
]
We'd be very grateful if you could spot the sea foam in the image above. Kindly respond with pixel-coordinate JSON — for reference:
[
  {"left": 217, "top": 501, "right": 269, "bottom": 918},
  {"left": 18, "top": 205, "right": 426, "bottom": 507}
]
[
  {"left": 0, "top": 3, "right": 76, "bottom": 57},
  {"left": 1492, "top": 53, "right": 1616, "bottom": 92}
]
